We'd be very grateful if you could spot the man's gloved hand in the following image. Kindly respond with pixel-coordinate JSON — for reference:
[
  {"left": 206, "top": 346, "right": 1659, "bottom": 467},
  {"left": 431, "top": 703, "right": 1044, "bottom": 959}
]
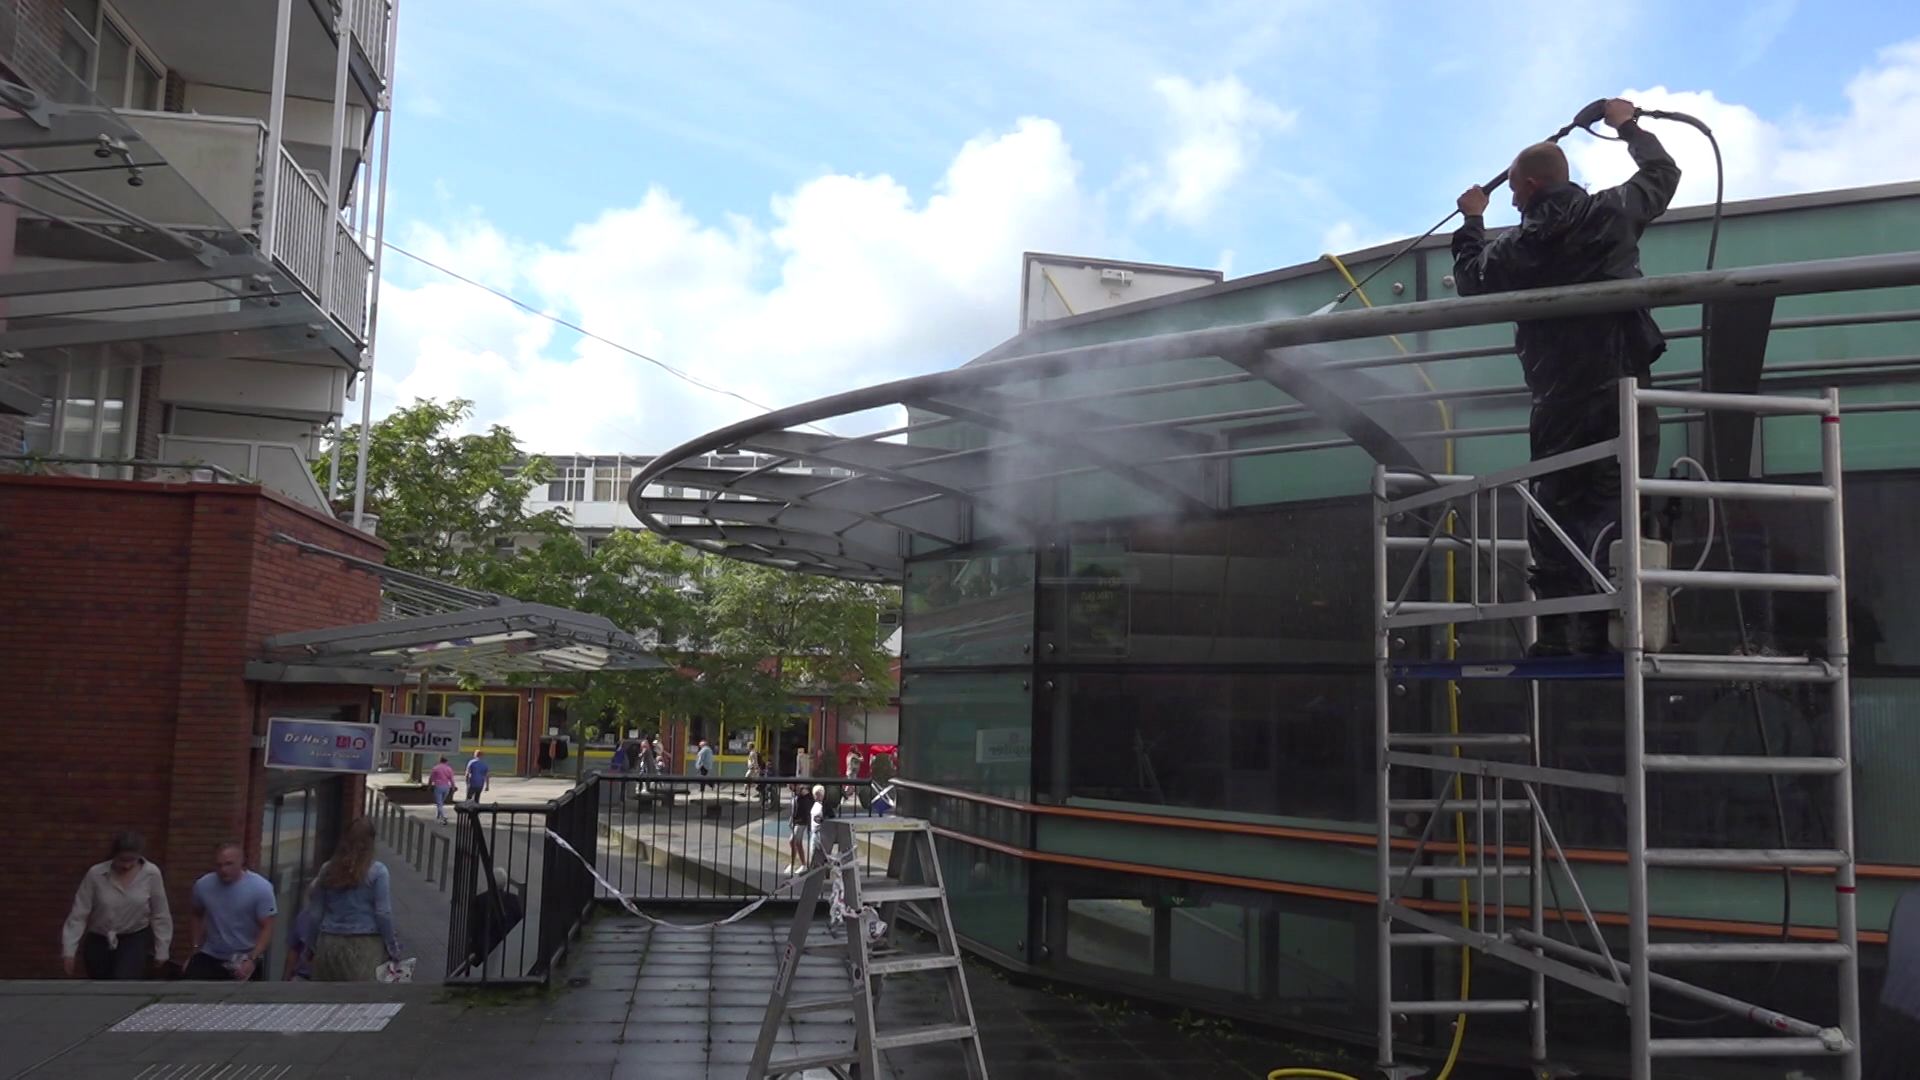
[
  {"left": 1457, "top": 185, "right": 1490, "bottom": 217},
  {"left": 1604, "top": 98, "right": 1638, "bottom": 129}
]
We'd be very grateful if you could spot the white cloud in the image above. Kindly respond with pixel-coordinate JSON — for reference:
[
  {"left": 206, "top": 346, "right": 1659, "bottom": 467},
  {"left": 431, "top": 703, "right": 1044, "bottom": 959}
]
[
  {"left": 1130, "top": 75, "right": 1296, "bottom": 226},
  {"left": 376, "top": 118, "right": 1110, "bottom": 454},
  {"left": 1567, "top": 37, "right": 1920, "bottom": 211}
]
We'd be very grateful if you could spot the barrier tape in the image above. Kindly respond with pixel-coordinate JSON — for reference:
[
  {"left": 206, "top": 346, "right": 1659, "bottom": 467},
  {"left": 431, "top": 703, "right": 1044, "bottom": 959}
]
[{"left": 543, "top": 828, "right": 860, "bottom": 933}]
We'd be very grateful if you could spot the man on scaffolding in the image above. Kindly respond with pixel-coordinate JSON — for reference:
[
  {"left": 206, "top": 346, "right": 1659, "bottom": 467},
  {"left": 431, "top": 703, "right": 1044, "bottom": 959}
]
[{"left": 1451, "top": 98, "right": 1681, "bottom": 657}]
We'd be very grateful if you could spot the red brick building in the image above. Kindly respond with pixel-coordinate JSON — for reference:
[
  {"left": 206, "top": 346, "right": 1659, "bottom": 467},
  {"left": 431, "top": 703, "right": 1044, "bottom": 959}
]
[{"left": 0, "top": 475, "right": 387, "bottom": 978}]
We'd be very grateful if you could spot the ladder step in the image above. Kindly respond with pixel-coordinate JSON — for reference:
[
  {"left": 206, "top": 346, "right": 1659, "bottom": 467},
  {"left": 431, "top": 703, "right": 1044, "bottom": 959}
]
[
  {"left": 862, "top": 883, "right": 946, "bottom": 904},
  {"left": 1648, "top": 1036, "right": 1842, "bottom": 1058},
  {"left": 869, "top": 953, "right": 961, "bottom": 976},
  {"left": 758, "top": 1047, "right": 862, "bottom": 1073},
  {"left": 786, "top": 993, "right": 856, "bottom": 1015},
  {"left": 1387, "top": 733, "right": 1533, "bottom": 748},
  {"left": 1391, "top": 999, "right": 1533, "bottom": 1015},
  {"left": 873, "top": 1023, "right": 977, "bottom": 1052},
  {"left": 1386, "top": 799, "right": 1532, "bottom": 815},
  {"left": 1393, "top": 864, "right": 1531, "bottom": 879},
  {"left": 1643, "top": 848, "right": 1850, "bottom": 869},
  {"left": 1638, "top": 477, "right": 1835, "bottom": 503},
  {"left": 1643, "top": 754, "right": 1847, "bottom": 776},
  {"left": 1645, "top": 942, "right": 1853, "bottom": 963},
  {"left": 846, "top": 818, "right": 930, "bottom": 832},
  {"left": 1641, "top": 655, "right": 1838, "bottom": 683},
  {"left": 1640, "top": 568, "right": 1840, "bottom": 593}
]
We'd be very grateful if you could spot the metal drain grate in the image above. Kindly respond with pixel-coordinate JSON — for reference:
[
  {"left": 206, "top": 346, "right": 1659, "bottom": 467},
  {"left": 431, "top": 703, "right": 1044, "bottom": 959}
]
[
  {"left": 111, "top": 1003, "right": 404, "bottom": 1033},
  {"left": 131, "top": 1060, "right": 295, "bottom": 1068}
]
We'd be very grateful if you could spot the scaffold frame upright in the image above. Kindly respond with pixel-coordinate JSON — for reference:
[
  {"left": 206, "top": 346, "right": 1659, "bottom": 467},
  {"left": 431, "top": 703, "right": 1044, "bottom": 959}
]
[{"left": 1372, "top": 379, "right": 1860, "bottom": 1080}]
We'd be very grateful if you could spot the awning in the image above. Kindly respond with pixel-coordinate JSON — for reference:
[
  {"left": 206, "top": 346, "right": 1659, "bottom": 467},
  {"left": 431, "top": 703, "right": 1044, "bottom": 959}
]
[
  {"left": 624, "top": 249, "right": 1920, "bottom": 581},
  {"left": 254, "top": 602, "right": 668, "bottom": 684},
  {"left": 251, "top": 535, "right": 667, "bottom": 684}
]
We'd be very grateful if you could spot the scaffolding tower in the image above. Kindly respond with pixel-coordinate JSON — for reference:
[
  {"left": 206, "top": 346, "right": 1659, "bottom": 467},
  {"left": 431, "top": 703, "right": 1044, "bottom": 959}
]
[{"left": 1373, "top": 380, "right": 1860, "bottom": 1079}]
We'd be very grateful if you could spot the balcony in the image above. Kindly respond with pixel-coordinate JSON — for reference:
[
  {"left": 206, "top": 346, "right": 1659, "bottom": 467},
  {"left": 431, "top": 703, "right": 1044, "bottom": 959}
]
[
  {"left": 156, "top": 434, "right": 330, "bottom": 513},
  {"left": 0, "top": 0, "right": 386, "bottom": 370}
]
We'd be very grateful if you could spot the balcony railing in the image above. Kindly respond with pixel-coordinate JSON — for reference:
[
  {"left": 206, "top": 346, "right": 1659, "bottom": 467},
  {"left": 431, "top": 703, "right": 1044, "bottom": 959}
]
[
  {"left": 271, "top": 149, "right": 330, "bottom": 305},
  {"left": 346, "top": 0, "right": 393, "bottom": 81},
  {"left": 156, "top": 435, "right": 330, "bottom": 513},
  {"left": 331, "top": 221, "right": 373, "bottom": 343}
]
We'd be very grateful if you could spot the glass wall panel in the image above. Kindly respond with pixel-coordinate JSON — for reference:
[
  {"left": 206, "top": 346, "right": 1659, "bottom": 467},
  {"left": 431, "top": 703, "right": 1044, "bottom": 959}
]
[
  {"left": 1066, "top": 898, "right": 1153, "bottom": 974},
  {"left": 1169, "top": 902, "right": 1258, "bottom": 995},
  {"left": 903, "top": 548, "right": 1034, "bottom": 667},
  {"left": 899, "top": 673, "right": 1031, "bottom": 800},
  {"left": 1055, "top": 671, "right": 1372, "bottom": 824},
  {"left": 935, "top": 837, "right": 1027, "bottom": 959},
  {"left": 1039, "top": 504, "right": 1371, "bottom": 666}
]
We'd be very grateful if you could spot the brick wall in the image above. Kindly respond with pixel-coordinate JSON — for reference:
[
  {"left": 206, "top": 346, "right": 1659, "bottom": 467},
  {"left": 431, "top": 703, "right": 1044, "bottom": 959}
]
[
  {"left": 0, "top": 475, "right": 386, "bottom": 977},
  {"left": 4, "top": 0, "right": 82, "bottom": 102}
]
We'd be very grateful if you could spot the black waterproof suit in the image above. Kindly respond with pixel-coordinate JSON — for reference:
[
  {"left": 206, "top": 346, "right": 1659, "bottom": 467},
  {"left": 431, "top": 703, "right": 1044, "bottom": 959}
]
[{"left": 1451, "top": 121, "right": 1681, "bottom": 635}]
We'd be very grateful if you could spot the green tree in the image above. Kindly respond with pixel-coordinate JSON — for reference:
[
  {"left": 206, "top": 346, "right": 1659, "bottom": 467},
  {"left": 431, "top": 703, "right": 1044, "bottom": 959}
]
[
  {"left": 700, "top": 559, "right": 899, "bottom": 755},
  {"left": 316, "top": 398, "right": 570, "bottom": 585}
]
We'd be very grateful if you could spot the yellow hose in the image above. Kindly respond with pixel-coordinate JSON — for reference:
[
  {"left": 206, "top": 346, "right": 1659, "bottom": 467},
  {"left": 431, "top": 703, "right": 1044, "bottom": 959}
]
[{"left": 1264, "top": 257, "right": 1469, "bottom": 1080}]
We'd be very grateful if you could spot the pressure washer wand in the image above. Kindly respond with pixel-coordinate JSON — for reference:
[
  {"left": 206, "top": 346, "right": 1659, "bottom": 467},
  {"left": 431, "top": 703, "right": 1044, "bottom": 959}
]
[{"left": 1322, "top": 99, "right": 1613, "bottom": 311}]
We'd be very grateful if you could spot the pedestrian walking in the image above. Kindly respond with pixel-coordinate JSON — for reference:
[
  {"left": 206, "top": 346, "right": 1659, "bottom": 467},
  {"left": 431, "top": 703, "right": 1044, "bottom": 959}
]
[
  {"left": 787, "top": 783, "right": 815, "bottom": 875},
  {"left": 808, "top": 784, "right": 829, "bottom": 867},
  {"left": 306, "top": 818, "right": 402, "bottom": 982},
  {"left": 61, "top": 831, "right": 172, "bottom": 980},
  {"left": 695, "top": 739, "right": 714, "bottom": 787},
  {"left": 182, "top": 842, "right": 275, "bottom": 981},
  {"left": 429, "top": 755, "right": 455, "bottom": 824},
  {"left": 465, "top": 749, "right": 490, "bottom": 804}
]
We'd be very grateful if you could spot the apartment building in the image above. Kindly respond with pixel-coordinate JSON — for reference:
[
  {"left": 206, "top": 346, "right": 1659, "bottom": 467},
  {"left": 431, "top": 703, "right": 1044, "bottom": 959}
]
[{"left": 0, "top": 0, "right": 398, "bottom": 978}]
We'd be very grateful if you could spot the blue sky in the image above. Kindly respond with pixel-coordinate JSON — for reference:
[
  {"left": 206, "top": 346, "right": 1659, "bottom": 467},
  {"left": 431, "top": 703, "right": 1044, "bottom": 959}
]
[{"left": 372, "top": 0, "right": 1920, "bottom": 453}]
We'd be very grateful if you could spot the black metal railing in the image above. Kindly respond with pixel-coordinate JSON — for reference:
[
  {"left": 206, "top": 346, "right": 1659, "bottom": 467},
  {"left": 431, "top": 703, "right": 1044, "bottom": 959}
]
[
  {"left": 594, "top": 773, "right": 885, "bottom": 903},
  {"left": 445, "top": 779, "right": 599, "bottom": 986},
  {"left": 442, "top": 772, "right": 889, "bottom": 984}
]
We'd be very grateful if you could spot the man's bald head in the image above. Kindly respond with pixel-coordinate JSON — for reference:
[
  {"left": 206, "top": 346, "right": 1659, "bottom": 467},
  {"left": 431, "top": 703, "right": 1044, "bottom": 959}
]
[{"left": 1509, "top": 142, "right": 1569, "bottom": 209}]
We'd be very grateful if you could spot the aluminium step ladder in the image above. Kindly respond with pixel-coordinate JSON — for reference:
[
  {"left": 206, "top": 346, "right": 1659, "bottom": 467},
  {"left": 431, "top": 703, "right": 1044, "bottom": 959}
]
[
  {"left": 1373, "top": 380, "right": 1860, "bottom": 1080},
  {"left": 749, "top": 816, "right": 990, "bottom": 1080}
]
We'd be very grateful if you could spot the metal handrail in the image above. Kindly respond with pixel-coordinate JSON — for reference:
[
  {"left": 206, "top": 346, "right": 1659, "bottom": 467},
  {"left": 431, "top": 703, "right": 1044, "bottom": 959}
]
[{"left": 0, "top": 453, "right": 245, "bottom": 482}]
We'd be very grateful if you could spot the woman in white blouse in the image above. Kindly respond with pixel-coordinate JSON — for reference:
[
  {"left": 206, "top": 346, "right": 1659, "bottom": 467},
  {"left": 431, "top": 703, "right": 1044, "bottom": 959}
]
[{"left": 61, "top": 832, "right": 173, "bottom": 979}]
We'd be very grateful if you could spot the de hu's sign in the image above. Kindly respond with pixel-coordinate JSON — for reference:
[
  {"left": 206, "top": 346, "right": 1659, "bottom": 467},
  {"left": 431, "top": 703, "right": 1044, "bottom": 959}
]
[
  {"left": 265, "top": 718, "right": 378, "bottom": 774},
  {"left": 378, "top": 713, "right": 461, "bottom": 755}
]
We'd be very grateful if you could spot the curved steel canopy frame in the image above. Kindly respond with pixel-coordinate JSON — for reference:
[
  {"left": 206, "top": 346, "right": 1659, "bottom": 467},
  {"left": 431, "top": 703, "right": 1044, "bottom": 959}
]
[{"left": 628, "top": 251, "right": 1920, "bottom": 581}]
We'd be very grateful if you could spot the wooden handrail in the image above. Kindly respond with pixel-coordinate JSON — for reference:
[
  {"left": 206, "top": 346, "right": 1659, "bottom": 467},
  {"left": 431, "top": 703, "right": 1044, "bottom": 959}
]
[{"left": 892, "top": 776, "right": 1920, "bottom": 882}]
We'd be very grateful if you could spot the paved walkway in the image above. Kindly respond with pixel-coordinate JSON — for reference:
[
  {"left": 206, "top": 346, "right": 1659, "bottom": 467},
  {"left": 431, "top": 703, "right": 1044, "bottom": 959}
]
[{"left": 378, "top": 838, "right": 448, "bottom": 984}]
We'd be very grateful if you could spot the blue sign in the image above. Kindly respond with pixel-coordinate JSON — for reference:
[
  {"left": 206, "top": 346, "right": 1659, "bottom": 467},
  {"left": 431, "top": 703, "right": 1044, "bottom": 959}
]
[{"left": 265, "top": 717, "right": 379, "bottom": 774}]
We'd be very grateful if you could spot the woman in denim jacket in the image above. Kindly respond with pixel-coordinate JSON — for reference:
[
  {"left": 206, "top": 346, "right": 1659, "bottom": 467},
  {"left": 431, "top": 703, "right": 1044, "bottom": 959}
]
[{"left": 306, "top": 818, "right": 401, "bottom": 981}]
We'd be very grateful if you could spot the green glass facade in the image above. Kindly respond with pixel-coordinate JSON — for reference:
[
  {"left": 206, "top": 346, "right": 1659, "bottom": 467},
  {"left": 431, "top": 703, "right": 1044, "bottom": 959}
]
[{"left": 892, "top": 183, "right": 1920, "bottom": 1068}]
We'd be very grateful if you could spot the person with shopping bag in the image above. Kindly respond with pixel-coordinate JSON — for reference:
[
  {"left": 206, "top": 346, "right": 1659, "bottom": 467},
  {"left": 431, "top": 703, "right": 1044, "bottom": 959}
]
[{"left": 305, "top": 818, "right": 405, "bottom": 981}]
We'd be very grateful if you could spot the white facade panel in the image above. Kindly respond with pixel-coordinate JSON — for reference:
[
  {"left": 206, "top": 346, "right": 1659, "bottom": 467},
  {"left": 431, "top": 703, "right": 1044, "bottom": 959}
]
[
  {"left": 1019, "top": 253, "right": 1223, "bottom": 330},
  {"left": 157, "top": 356, "right": 343, "bottom": 421}
]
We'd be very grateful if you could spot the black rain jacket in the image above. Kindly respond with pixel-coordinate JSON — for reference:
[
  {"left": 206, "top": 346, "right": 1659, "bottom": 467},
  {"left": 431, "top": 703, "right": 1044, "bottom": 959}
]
[{"left": 1451, "top": 122, "right": 1682, "bottom": 456}]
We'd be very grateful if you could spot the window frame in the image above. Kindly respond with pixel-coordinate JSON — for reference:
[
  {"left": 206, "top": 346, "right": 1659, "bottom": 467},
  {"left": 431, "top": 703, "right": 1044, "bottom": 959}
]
[{"left": 61, "top": 1, "right": 167, "bottom": 110}]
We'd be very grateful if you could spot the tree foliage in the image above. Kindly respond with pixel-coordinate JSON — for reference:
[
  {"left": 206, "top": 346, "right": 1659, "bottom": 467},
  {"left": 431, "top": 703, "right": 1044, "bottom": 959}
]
[
  {"left": 316, "top": 399, "right": 899, "bottom": 760},
  {"left": 316, "top": 398, "right": 569, "bottom": 584}
]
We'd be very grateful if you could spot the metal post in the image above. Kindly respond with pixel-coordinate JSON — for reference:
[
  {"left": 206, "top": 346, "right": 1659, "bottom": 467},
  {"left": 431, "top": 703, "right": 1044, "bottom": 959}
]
[
  {"left": 1617, "top": 378, "right": 1652, "bottom": 1080},
  {"left": 410, "top": 669, "right": 428, "bottom": 783},
  {"left": 1824, "top": 386, "right": 1862, "bottom": 1080},
  {"left": 327, "top": 417, "right": 342, "bottom": 503},
  {"left": 1372, "top": 464, "right": 1395, "bottom": 1069},
  {"left": 351, "top": 0, "right": 400, "bottom": 531},
  {"left": 319, "top": 0, "right": 352, "bottom": 325},
  {"left": 258, "top": 0, "right": 295, "bottom": 257}
]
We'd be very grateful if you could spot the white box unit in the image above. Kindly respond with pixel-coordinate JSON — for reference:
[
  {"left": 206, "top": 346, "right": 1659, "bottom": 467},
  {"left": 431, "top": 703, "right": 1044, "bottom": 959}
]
[{"left": 1019, "top": 252, "right": 1223, "bottom": 330}]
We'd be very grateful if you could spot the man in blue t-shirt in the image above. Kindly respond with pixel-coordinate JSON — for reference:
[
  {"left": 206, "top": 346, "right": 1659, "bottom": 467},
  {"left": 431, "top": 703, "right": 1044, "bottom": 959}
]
[
  {"left": 183, "top": 842, "right": 277, "bottom": 981},
  {"left": 465, "top": 750, "right": 490, "bottom": 804}
]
